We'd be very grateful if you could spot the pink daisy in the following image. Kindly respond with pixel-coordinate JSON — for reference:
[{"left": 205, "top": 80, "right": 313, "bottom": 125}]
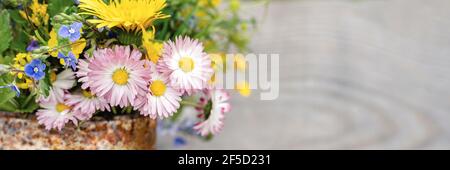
[
  {"left": 194, "top": 89, "right": 231, "bottom": 136},
  {"left": 81, "top": 46, "right": 151, "bottom": 107},
  {"left": 65, "top": 90, "right": 110, "bottom": 120},
  {"left": 36, "top": 92, "right": 78, "bottom": 131},
  {"left": 158, "top": 36, "right": 213, "bottom": 95},
  {"left": 76, "top": 54, "right": 92, "bottom": 90},
  {"left": 136, "top": 62, "right": 182, "bottom": 119}
]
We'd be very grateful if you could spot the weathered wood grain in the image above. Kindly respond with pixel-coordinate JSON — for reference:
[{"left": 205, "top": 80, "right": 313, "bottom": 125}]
[{"left": 161, "top": 0, "right": 450, "bottom": 149}]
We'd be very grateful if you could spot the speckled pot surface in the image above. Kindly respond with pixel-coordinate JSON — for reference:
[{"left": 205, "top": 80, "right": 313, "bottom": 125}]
[{"left": 0, "top": 112, "right": 156, "bottom": 150}]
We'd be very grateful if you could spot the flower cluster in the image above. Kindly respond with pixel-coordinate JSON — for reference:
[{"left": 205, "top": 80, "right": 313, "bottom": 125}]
[{"left": 0, "top": 0, "right": 255, "bottom": 142}]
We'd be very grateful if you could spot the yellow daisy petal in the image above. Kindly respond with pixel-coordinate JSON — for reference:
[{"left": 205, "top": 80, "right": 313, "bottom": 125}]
[{"left": 79, "top": 0, "right": 169, "bottom": 32}]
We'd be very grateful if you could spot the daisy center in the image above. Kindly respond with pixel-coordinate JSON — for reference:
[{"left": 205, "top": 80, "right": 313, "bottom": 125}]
[
  {"left": 112, "top": 68, "right": 129, "bottom": 85},
  {"left": 82, "top": 90, "right": 94, "bottom": 98},
  {"left": 179, "top": 57, "right": 195, "bottom": 73},
  {"left": 50, "top": 71, "right": 57, "bottom": 83},
  {"left": 56, "top": 103, "right": 70, "bottom": 113},
  {"left": 150, "top": 80, "right": 166, "bottom": 97}
]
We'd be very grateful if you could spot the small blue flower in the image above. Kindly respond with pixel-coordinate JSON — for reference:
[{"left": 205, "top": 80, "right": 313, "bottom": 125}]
[
  {"left": 24, "top": 59, "right": 46, "bottom": 80},
  {"left": 58, "top": 51, "right": 78, "bottom": 71},
  {"left": 73, "top": 0, "right": 80, "bottom": 5},
  {"left": 26, "top": 40, "right": 39, "bottom": 52},
  {"left": 0, "top": 84, "right": 20, "bottom": 97},
  {"left": 173, "top": 136, "right": 187, "bottom": 147},
  {"left": 58, "top": 22, "right": 82, "bottom": 42}
]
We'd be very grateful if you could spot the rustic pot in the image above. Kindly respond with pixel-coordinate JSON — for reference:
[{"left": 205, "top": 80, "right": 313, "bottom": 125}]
[{"left": 0, "top": 112, "right": 156, "bottom": 150}]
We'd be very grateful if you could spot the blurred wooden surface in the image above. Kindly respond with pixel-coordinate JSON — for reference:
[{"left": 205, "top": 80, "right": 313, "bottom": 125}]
[{"left": 166, "top": 0, "right": 450, "bottom": 149}]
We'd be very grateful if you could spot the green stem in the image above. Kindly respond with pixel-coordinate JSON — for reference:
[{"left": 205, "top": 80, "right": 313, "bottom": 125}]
[
  {"left": 21, "top": 94, "right": 35, "bottom": 108},
  {"left": 180, "top": 100, "right": 200, "bottom": 107},
  {"left": 23, "top": 8, "right": 37, "bottom": 30},
  {"left": 45, "top": 41, "right": 85, "bottom": 54},
  {"left": 112, "top": 106, "right": 117, "bottom": 114},
  {"left": 126, "top": 106, "right": 132, "bottom": 114},
  {"left": 34, "top": 30, "right": 46, "bottom": 44}
]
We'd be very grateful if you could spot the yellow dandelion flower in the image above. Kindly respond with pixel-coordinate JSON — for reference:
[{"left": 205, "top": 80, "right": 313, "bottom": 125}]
[{"left": 78, "top": 0, "right": 170, "bottom": 32}]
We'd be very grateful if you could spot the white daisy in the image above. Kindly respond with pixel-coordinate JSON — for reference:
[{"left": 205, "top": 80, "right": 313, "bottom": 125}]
[
  {"left": 65, "top": 90, "right": 111, "bottom": 120},
  {"left": 194, "top": 89, "right": 231, "bottom": 136},
  {"left": 36, "top": 92, "right": 78, "bottom": 131},
  {"left": 41, "top": 69, "right": 76, "bottom": 100},
  {"left": 136, "top": 63, "right": 182, "bottom": 119},
  {"left": 158, "top": 36, "right": 213, "bottom": 95}
]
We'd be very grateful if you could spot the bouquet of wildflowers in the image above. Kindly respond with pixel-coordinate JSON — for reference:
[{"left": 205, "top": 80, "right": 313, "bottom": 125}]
[{"left": 0, "top": 0, "right": 257, "bottom": 144}]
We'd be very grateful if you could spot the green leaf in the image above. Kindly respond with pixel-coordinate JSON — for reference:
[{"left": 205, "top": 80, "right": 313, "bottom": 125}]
[
  {"left": 0, "top": 55, "right": 14, "bottom": 64},
  {"left": 0, "top": 100, "right": 17, "bottom": 112},
  {"left": 0, "top": 10, "right": 13, "bottom": 54},
  {"left": 0, "top": 73, "right": 17, "bottom": 108},
  {"left": 0, "top": 88, "right": 16, "bottom": 106},
  {"left": 48, "top": 0, "right": 74, "bottom": 17},
  {"left": 15, "top": 94, "right": 39, "bottom": 113},
  {"left": 38, "top": 69, "right": 51, "bottom": 97},
  {"left": 8, "top": 9, "right": 26, "bottom": 25},
  {"left": 10, "top": 30, "right": 28, "bottom": 53}
]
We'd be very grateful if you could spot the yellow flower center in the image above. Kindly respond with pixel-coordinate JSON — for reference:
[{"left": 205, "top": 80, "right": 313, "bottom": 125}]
[
  {"left": 150, "top": 80, "right": 166, "bottom": 97},
  {"left": 56, "top": 103, "right": 70, "bottom": 113},
  {"left": 50, "top": 71, "right": 57, "bottom": 83},
  {"left": 112, "top": 68, "right": 129, "bottom": 85},
  {"left": 82, "top": 90, "right": 94, "bottom": 98},
  {"left": 179, "top": 56, "right": 195, "bottom": 73}
]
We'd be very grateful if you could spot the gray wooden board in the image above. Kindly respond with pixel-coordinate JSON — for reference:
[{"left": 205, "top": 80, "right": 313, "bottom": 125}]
[{"left": 157, "top": 0, "right": 450, "bottom": 149}]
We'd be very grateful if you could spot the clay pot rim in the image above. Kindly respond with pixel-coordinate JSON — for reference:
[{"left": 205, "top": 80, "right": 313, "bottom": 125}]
[{"left": 0, "top": 111, "right": 146, "bottom": 123}]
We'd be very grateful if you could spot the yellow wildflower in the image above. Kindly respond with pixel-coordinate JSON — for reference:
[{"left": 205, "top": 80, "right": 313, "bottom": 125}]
[
  {"left": 12, "top": 53, "right": 32, "bottom": 79},
  {"left": 16, "top": 78, "right": 34, "bottom": 89},
  {"left": 12, "top": 53, "right": 34, "bottom": 89},
  {"left": 230, "top": 0, "right": 241, "bottom": 12},
  {"left": 19, "top": 0, "right": 49, "bottom": 26},
  {"left": 78, "top": 0, "right": 169, "bottom": 32},
  {"left": 142, "top": 30, "right": 163, "bottom": 64},
  {"left": 47, "top": 29, "right": 59, "bottom": 57},
  {"left": 48, "top": 29, "right": 87, "bottom": 65}
]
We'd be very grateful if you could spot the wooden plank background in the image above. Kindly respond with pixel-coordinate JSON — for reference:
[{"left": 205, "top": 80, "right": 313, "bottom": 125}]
[{"left": 159, "top": 0, "right": 450, "bottom": 149}]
